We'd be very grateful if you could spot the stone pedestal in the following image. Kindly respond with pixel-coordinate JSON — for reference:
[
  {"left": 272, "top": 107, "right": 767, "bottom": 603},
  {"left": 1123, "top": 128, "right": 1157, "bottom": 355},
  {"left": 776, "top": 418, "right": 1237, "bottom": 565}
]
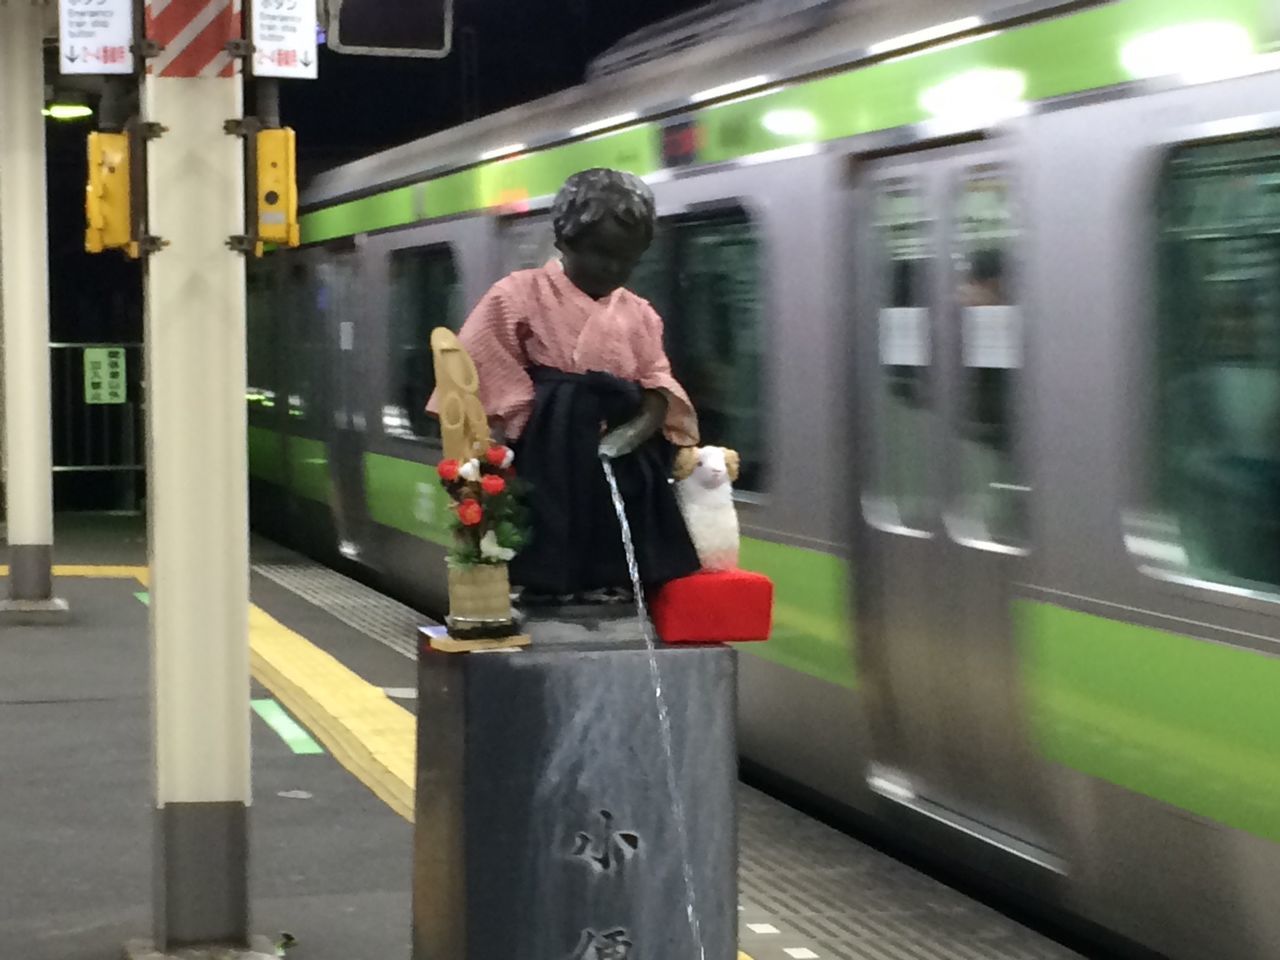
[{"left": 413, "top": 638, "right": 738, "bottom": 960}]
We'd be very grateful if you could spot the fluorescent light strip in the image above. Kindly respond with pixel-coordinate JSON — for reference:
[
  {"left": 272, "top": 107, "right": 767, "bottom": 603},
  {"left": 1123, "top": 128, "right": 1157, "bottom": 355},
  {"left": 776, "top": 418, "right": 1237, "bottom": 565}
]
[
  {"left": 570, "top": 111, "right": 640, "bottom": 136},
  {"left": 882, "top": 30, "right": 1001, "bottom": 64},
  {"left": 1181, "top": 49, "right": 1280, "bottom": 87},
  {"left": 867, "top": 16, "right": 984, "bottom": 56},
  {"left": 479, "top": 143, "right": 525, "bottom": 161},
  {"left": 691, "top": 75, "right": 770, "bottom": 103}
]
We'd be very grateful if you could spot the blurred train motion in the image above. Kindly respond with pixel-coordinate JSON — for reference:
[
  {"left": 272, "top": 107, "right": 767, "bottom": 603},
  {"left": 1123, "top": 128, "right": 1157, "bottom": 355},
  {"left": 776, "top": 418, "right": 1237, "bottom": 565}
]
[{"left": 244, "top": 1, "right": 1280, "bottom": 957}]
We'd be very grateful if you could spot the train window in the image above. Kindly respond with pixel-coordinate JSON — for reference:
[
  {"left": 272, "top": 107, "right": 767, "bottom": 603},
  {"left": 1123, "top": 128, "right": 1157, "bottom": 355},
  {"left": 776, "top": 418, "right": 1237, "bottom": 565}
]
[
  {"left": 246, "top": 260, "right": 276, "bottom": 415},
  {"left": 628, "top": 226, "right": 674, "bottom": 323},
  {"left": 1147, "top": 134, "right": 1280, "bottom": 590},
  {"left": 661, "top": 211, "right": 765, "bottom": 491},
  {"left": 952, "top": 166, "right": 1027, "bottom": 547},
  {"left": 871, "top": 178, "right": 934, "bottom": 530},
  {"left": 498, "top": 208, "right": 766, "bottom": 490},
  {"left": 287, "top": 262, "right": 323, "bottom": 423},
  {"left": 384, "top": 245, "right": 462, "bottom": 441},
  {"left": 500, "top": 216, "right": 558, "bottom": 275},
  {"left": 298, "top": 256, "right": 358, "bottom": 423}
]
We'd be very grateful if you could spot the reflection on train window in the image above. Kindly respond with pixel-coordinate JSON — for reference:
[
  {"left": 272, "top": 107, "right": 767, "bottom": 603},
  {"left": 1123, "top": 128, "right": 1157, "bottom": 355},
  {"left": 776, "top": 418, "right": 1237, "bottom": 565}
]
[
  {"left": 1150, "top": 135, "right": 1280, "bottom": 590},
  {"left": 385, "top": 246, "right": 461, "bottom": 441},
  {"left": 628, "top": 227, "right": 674, "bottom": 323},
  {"left": 497, "top": 209, "right": 765, "bottom": 488},
  {"left": 953, "top": 166, "right": 1026, "bottom": 547},
  {"left": 631, "top": 210, "right": 764, "bottom": 491},
  {"left": 289, "top": 263, "right": 323, "bottom": 422},
  {"left": 301, "top": 258, "right": 359, "bottom": 423},
  {"left": 500, "top": 216, "right": 558, "bottom": 275},
  {"left": 872, "top": 178, "right": 934, "bottom": 530},
  {"left": 246, "top": 260, "right": 277, "bottom": 415}
]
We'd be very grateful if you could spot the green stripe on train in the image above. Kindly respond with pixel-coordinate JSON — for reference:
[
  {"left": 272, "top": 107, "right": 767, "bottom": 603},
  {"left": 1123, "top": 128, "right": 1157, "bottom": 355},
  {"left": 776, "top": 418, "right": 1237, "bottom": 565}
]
[
  {"left": 363, "top": 452, "right": 454, "bottom": 547},
  {"left": 252, "top": 432, "right": 1280, "bottom": 840},
  {"left": 304, "top": 126, "right": 659, "bottom": 244},
  {"left": 738, "top": 538, "right": 855, "bottom": 690},
  {"left": 289, "top": 437, "right": 332, "bottom": 504},
  {"left": 249, "top": 427, "right": 333, "bottom": 504},
  {"left": 300, "top": 0, "right": 1271, "bottom": 243},
  {"left": 1018, "top": 601, "right": 1280, "bottom": 843},
  {"left": 248, "top": 424, "right": 287, "bottom": 486}
]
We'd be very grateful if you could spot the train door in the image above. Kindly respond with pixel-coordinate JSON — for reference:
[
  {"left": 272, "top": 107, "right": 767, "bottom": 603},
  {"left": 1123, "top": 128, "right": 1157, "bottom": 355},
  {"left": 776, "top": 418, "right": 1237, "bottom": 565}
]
[
  {"left": 313, "top": 248, "right": 373, "bottom": 562},
  {"left": 853, "top": 143, "right": 1055, "bottom": 860}
]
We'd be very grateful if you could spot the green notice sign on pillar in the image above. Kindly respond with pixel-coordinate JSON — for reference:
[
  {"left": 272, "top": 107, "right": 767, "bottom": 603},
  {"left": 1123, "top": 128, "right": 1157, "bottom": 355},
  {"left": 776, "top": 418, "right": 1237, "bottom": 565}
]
[{"left": 84, "top": 347, "right": 127, "bottom": 404}]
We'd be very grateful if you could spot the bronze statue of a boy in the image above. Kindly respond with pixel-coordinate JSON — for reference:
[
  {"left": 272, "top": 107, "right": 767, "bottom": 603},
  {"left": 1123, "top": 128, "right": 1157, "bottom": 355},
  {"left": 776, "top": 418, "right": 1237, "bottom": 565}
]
[{"left": 428, "top": 169, "right": 700, "bottom": 601}]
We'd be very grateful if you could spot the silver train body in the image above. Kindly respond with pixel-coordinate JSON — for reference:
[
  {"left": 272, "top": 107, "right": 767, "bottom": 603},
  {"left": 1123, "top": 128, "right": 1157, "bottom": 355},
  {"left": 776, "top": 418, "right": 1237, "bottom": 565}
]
[{"left": 249, "top": 3, "right": 1280, "bottom": 957}]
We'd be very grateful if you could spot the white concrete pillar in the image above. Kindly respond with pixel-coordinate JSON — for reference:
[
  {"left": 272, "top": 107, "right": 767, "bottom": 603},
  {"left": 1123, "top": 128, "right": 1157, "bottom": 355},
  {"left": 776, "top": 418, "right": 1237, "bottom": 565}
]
[
  {"left": 136, "top": 66, "right": 259, "bottom": 960},
  {"left": 0, "top": 1, "right": 67, "bottom": 618}
]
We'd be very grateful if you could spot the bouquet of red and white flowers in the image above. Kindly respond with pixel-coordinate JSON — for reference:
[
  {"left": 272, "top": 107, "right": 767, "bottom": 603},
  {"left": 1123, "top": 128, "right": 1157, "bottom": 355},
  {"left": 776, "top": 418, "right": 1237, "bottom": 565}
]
[{"left": 435, "top": 444, "right": 529, "bottom": 568}]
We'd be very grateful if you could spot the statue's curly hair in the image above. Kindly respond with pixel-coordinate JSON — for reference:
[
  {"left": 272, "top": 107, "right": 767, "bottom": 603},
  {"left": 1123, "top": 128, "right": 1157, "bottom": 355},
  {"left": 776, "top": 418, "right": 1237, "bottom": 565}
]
[{"left": 552, "top": 168, "right": 656, "bottom": 247}]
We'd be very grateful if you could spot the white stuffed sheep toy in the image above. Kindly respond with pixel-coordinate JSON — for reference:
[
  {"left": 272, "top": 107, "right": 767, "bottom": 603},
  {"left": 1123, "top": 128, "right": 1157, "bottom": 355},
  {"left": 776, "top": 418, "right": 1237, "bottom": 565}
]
[{"left": 673, "top": 446, "right": 741, "bottom": 572}]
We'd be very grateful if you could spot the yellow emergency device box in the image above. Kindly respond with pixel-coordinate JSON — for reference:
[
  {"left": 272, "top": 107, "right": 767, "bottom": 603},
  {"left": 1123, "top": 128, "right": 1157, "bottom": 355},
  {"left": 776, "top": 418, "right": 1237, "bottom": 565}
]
[
  {"left": 256, "top": 127, "right": 300, "bottom": 254},
  {"left": 85, "top": 132, "right": 136, "bottom": 257}
]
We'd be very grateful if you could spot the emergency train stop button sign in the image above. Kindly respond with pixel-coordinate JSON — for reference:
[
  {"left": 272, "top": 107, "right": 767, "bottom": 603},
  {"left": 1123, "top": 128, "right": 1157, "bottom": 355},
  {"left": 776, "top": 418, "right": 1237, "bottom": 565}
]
[
  {"left": 59, "top": 0, "right": 136, "bottom": 75},
  {"left": 84, "top": 348, "right": 127, "bottom": 405},
  {"left": 252, "top": 0, "right": 319, "bottom": 80}
]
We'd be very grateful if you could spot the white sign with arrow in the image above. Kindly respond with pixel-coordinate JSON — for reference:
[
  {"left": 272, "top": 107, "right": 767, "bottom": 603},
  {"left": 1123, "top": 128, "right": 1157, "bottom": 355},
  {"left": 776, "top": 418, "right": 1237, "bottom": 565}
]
[
  {"left": 252, "top": 0, "right": 319, "bottom": 80},
  {"left": 59, "top": 0, "right": 136, "bottom": 76}
]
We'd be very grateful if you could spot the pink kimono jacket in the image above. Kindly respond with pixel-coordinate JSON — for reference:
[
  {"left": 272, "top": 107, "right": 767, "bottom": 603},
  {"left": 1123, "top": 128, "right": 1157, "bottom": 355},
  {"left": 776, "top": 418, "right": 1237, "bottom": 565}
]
[{"left": 427, "top": 261, "right": 698, "bottom": 447}]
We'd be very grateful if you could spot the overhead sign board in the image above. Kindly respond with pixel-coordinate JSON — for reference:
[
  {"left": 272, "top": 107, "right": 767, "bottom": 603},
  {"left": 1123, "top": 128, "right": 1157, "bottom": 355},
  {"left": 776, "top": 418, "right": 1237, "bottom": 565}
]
[
  {"left": 84, "top": 348, "right": 127, "bottom": 405},
  {"left": 252, "top": 0, "right": 319, "bottom": 79},
  {"left": 59, "top": 0, "right": 136, "bottom": 75},
  {"left": 327, "top": 0, "right": 452, "bottom": 58}
]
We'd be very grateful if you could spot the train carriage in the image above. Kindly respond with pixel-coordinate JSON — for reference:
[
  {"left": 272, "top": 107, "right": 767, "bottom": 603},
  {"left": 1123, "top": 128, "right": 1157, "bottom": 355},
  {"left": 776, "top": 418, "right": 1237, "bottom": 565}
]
[{"left": 245, "top": 2, "right": 1280, "bottom": 957}]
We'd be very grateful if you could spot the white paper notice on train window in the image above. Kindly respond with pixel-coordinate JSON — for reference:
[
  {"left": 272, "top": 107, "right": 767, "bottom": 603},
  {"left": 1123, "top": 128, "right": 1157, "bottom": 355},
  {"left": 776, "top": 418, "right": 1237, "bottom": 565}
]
[
  {"left": 963, "top": 305, "right": 1021, "bottom": 369},
  {"left": 879, "top": 308, "right": 930, "bottom": 367}
]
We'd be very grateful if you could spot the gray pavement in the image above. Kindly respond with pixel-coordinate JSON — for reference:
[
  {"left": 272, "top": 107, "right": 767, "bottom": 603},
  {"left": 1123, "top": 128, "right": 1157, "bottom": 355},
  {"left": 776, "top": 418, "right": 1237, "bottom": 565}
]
[
  {"left": 0, "top": 571, "right": 412, "bottom": 960},
  {"left": 2, "top": 516, "right": 1090, "bottom": 960}
]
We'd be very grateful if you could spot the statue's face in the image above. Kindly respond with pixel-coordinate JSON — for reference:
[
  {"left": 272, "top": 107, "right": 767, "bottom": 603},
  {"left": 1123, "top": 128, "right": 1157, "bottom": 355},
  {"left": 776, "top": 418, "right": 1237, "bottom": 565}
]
[{"left": 560, "top": 215, "right": 651, "bottom": 300}]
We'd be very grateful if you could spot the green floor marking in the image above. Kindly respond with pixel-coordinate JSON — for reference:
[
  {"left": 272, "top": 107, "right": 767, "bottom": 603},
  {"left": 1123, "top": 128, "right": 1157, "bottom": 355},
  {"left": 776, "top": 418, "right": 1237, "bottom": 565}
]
[
  {"left": 252, "top": 698, "right": 325, "bottom": 756},
  {"left": 134, "top": 591, "right": 149, "bottom": 605}
]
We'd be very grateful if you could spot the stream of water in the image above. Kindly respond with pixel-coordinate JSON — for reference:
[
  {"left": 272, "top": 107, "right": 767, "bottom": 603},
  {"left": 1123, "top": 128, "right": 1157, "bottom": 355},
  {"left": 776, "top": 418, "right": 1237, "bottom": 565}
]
[{"left": 601, "top": 458, "right": 707, "bottom": 960}]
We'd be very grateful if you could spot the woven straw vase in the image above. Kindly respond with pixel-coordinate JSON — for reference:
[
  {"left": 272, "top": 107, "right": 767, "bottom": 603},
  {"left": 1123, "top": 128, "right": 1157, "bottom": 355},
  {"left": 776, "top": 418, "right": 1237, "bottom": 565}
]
[{"left": 447, "top": 563, "right": 513, "bottom": 624}]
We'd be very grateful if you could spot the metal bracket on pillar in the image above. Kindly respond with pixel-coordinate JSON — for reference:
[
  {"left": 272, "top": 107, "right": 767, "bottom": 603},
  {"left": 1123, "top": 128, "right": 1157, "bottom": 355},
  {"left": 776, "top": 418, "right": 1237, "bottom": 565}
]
[
  {"left": 224, "top": 38, "right": 254, "bottom": 60},
  {"left": 136, "top": 235, "right": 169, "bottom": 256},
  {"left": 223, "top": 118, "right": 261, "bottom": 138},
  {"left": 126, "top": 118, "right": 168, "bottom": 257},
  {"left": 138, "top": 121, "right": 168, "bottom": 142},
  {"left": 132, "top": 38, "right": 165, "bottom": 60},
  {"left": 224, "top": 117, "right": 261, "bottom": 256}
]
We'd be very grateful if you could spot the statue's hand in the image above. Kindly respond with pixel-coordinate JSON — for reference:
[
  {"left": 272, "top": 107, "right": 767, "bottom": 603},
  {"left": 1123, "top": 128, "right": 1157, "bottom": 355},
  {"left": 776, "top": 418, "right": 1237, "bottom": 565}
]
[
  {"left": 597, "top": 427, "right": 631, "bottom": 461},
  {"left": 597, "top": 389, "right": 668, "bottom": 460}
]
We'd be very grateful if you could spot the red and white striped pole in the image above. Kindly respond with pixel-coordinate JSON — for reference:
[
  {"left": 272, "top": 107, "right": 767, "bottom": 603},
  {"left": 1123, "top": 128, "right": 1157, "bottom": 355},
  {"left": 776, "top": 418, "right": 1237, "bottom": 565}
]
[
  {"left": 146, "top": 0, "right": 242, "bottom": 79},
  {"left": 130, "top": 0, "right": 259, "bottom": 955}
]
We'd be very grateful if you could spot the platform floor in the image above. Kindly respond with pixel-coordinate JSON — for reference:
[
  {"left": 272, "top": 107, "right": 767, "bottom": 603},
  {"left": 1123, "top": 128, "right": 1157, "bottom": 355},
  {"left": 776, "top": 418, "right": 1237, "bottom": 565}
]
[{"left": 0, "top": 517, "right": 1086, "bottom": 960}]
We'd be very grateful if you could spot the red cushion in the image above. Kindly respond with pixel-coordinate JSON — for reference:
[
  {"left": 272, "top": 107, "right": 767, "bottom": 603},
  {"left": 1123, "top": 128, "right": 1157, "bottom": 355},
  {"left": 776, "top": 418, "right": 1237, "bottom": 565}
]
[{"left": 652, "top": 569, "right": 773, "bottom": 644}]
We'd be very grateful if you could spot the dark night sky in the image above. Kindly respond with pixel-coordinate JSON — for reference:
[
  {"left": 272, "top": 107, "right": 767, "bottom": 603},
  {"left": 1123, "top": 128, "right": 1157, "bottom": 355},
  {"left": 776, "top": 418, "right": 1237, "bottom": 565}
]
[{"left": 43, "top": 0, "right": 711, "bottom": 343}]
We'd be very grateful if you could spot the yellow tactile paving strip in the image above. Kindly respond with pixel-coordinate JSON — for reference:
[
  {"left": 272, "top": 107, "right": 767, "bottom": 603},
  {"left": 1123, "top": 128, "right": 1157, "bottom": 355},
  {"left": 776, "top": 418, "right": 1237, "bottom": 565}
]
[
  {"left": 0, "top": 563, "right": 151, "bottom": 582},
  {"left": 248, "top": 602, "right": 415, "bottom": 820},
  {"left": 5, "top": 564, "right": 754, "bottom": 958}
]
